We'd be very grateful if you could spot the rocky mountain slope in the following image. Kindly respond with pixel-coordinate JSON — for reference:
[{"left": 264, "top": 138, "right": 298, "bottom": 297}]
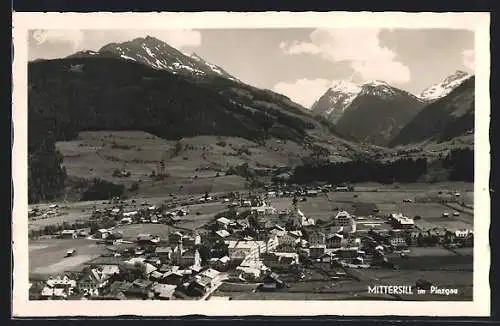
[
  {"left": 311, "top": 80, "right": 362, "bottom": 123},
  {"left": 312, "top": 80, "right": 425, "bottom": 146},
  {"left": 389, "top": 76, "right": 475, "bottom": 147}
]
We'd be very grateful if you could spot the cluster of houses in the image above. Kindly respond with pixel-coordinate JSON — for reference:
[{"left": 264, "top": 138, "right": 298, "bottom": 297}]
[
  {"left": 360, "top": 212, "right": 474, "bottom": 261},
  {"left": 204, "top": 199, "right": 369, "bottom": 279},
  {"left": 260, "top": 183, "right": 355, "bottom": 201},
  {"left": 31, "top": 187, "right": 474, "bottom": 300},
  {"left": 30, "top": 227, "right": 226, "bottom": 300},
  {"left": 28, "top": 204, "right": 63, "bottom": 220},
  {"left": 92, "top": 203, "right": 189, "bottom": 227}
]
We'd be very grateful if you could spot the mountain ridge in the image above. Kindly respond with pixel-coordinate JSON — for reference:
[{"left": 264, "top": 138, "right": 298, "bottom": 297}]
[
  {"left": 418, "top": 70, "right": 472, "bottom": 102},
  {"left": 389, "top": 75, "right": 475, "bottom": 147},
  {"left": 311, "top": 80, "right": 425, "bottom": 146},
  {"left": 67, "top": 35, "right": 240, "bottom": 82}
]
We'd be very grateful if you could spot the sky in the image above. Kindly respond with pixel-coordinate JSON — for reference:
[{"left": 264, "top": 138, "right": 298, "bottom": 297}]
[{"left": 28, "top": 28, "right": 475, "bottom": 108}]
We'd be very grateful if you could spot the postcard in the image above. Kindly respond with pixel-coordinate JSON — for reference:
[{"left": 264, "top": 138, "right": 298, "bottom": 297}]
[{"left": 12, "top": 11, "right": 490, "bottom": 317}]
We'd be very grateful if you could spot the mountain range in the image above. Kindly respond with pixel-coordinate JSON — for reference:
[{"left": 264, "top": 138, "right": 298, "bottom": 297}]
[
  {"left": 310, "top": 71, "right": 473, "bottom": 146},
  {"left": 389, "top": 75, "right": 474, "bottom": 147},
  {"left": 29, "top": 36, "right": 379, "bottom": 163},
  {"left": 418, "top": 70, "right": 472, "bottom": 102},
  {"left": 27, "top": 35, "right": 475, "bottom": 203}
]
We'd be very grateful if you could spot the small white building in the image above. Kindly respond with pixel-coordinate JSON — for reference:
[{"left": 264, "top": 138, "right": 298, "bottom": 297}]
[
  {"left": 216, "top": 217, "right": 232, "bottom": 229},
  {"left": 390, "top": 213, "right": 414, "bottom": 229},
  {"left": 216, "top": 229, "right": 231, "bottom": 239}
]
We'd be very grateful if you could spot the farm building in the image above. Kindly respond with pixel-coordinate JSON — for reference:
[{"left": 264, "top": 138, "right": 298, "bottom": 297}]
[
  {"left": 60, "top": 229, "right": 78, "bottom": 239},
  {"left": 390, "top": 213, "right": 415, "bottom": 229}
]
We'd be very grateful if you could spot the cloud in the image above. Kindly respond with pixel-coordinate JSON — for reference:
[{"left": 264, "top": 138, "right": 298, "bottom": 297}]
[
  {"left": 273, "top": 78, "right": 334, "bottom": 108},
  {"left": 462, "top": 49, "right": 475, "bottom": 71},
  {"left": 31, "top": 30, "right": 85, "bottom": 50},
  {"left": 30, "top": 29, "right": 202, "bottom": 52},
  {"left": 280, "top": 28, "right": 411, "bottom": 84}
]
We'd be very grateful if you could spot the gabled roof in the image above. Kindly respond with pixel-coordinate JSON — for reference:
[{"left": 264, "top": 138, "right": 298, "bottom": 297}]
[
  {"left": 78, "top": 268, "right": 107, "bottom": 284},
  {"left": 144, "top": 263, "right": 157, "bottom": 275}
]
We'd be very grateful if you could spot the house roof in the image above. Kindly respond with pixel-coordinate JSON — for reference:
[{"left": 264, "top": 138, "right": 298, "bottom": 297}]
[
  {"left": 335, "top": 210, "right": 351, "bottom": 219},
  {"left": 155, "top": 247, "right": 172, "bottom": 254},
  {"left": 273, "top": 252, "right": 299, "bottom": 258},
  {"left": 201, "top": 268, "right": 220, "bottom": 279},
  {"left": 190, "top": 265, "right": 203, "bottom": 273},
  {"left": 218, "top": 256, "right": 230, "bottom": 263},
  {"left": 100, "top": 265, "right": 120, "bottom": 276},
  {"left": 125, "top": 257, "right": 146, "bottom": 266},
  {"left": 227, "top": 240, "right": 261, "bottom": 249},
  {"left": 310, "top": 244, "right": 326, "bottom": 249},
  {"left": 144, "top": 263, "right": 157, "bottom": 275},
  {"left": 216, "top": 217, "right": 232, "bottom": 225},
  {"left": 150, "top": 271, "right": 164, "bottom": 279},
  {"left": 216, "top": 230, "right": 231, "bottom": 238},
  {"left": 195, "top": 276, "right": 212, "bottom": 287},
  {"left": 78, "top": 268, "right": 108, "bottom": 284}
]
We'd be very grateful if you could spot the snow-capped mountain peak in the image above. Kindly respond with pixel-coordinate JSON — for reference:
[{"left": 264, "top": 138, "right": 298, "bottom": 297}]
[
  {"left": 310, "top": 80, "right": 362, "bottom": 121},
  {"left": 328, "top": 80, "right": 362, "bottom": 94},
  {"left": 311, "top": 78, "right": 424, "bottom": 128},
  {"left": 91, "top": 36, "right": 240, "bottom": 81},
  {"left": 419, "top": 70, "right": 472, "bottom": 101}
]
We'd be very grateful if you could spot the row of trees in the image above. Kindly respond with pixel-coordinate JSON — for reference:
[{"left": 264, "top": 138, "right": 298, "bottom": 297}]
[
  {"left": 290, "top": 148, "right": 474, "bottom": 184},
  {"left": 28, "top": 133, "right": 67, "bottom": 204},
  {"left": 442, "top": 148, "right": 474, "bottom": 182},
  {"left": 291, "top": 157, "right": 428, "bottom": 184}
]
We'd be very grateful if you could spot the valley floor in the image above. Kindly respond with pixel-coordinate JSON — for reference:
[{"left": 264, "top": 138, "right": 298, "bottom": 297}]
[{"left": 28, "top": 182, "right": 474, "bottom": 301}]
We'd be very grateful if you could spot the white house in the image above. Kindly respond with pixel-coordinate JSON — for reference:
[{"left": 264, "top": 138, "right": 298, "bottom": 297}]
[{"left": 390, "top": 213, "right": 414, "bottom": 229}]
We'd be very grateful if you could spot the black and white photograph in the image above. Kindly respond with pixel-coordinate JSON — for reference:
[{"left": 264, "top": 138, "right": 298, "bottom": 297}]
[{"left": 12, "top": 12, "right": 490, "bottom": 317}]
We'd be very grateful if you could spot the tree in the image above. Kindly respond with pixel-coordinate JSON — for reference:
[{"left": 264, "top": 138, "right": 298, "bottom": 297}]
[{"left": 134, "top": 261, "right": 148, "bottom": 278}]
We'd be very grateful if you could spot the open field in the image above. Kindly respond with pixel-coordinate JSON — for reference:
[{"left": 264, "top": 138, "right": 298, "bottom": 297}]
[
  {"left": 54, "top": 130, "right": 475, "bottom": 202},
  {"left": 55, "top": 131, "right": 310, "bottom": 197},
  {"left": 113, "top": 223, "right": 173, "bottom": 241},
  {"left": 269, "top": 192, "right": 473, "bottom": 230},
  {"left": 29, "top": 238, "right": 106, "bottom": 275},
  {"left": 214, "top": 271, "right": 472, "bottom": 300},
  {"left": 27, "top": 181, "right": 474, "bottom": 301}
]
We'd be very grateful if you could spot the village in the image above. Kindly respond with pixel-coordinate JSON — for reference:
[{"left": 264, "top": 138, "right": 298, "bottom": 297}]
[{"left": 28, "top": 183, "right": 474, "bottom": 301}]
